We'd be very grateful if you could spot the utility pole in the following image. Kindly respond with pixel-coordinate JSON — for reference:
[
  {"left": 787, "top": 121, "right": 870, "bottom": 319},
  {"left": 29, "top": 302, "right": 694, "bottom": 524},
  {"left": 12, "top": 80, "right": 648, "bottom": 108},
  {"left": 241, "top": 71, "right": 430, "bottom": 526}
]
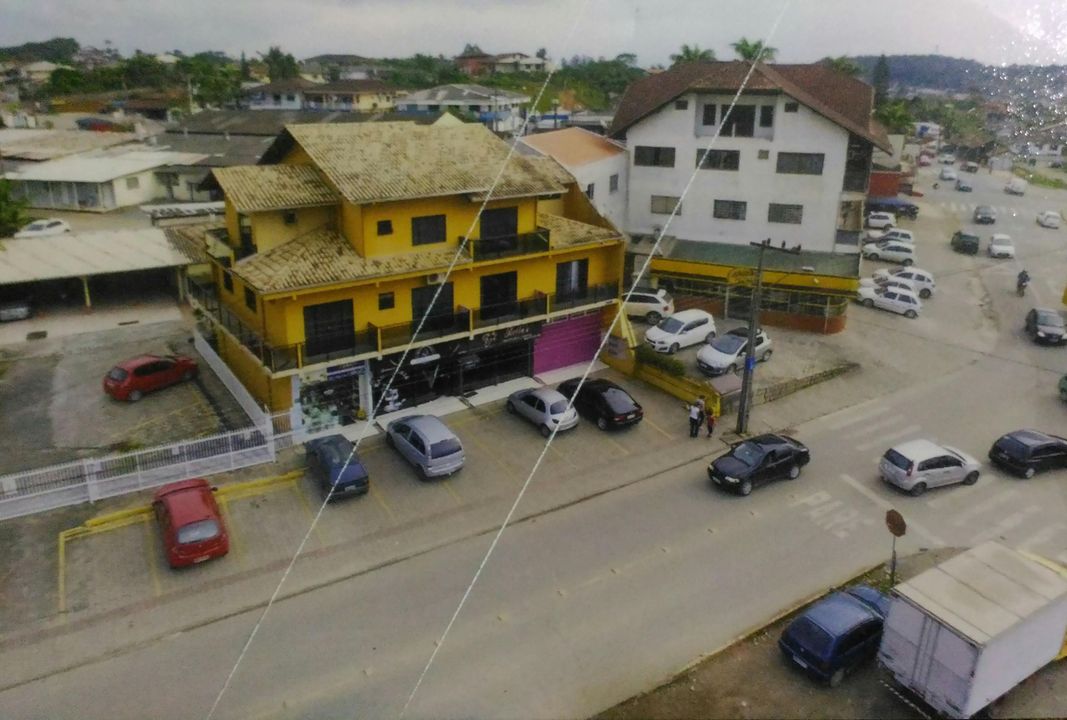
[{"left": 736, "top": 238, "right": 802, "bottom": 435}]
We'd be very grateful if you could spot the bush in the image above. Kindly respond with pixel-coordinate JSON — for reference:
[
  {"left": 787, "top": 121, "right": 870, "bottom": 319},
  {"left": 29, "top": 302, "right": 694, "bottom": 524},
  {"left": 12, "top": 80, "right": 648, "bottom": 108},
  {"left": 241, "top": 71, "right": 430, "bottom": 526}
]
[{"left": 635, "top": 345, "right": 686, "bottom": 377}]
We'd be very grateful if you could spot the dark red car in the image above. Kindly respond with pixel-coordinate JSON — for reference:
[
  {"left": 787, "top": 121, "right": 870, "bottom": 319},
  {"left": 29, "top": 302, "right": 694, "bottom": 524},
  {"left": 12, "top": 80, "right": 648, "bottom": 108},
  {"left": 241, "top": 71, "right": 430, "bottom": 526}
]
[
  {"left": 153, "top": 478, "right": 229, "bottom": 568},
  {"left": 103, "top": 354, "right": 198, "bottom": 402}
]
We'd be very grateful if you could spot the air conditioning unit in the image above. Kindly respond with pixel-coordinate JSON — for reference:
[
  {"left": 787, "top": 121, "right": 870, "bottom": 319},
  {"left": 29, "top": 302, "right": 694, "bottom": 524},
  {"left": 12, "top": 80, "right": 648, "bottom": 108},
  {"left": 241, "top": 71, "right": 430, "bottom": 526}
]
[{"left": 426, "top": 272, "right": 449, "bottom": 285}]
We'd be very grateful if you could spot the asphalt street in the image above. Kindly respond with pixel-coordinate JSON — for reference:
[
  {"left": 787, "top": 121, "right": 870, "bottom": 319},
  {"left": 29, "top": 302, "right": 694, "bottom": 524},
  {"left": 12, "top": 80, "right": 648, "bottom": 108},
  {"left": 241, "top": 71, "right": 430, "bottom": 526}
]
[{"left": 2, "top": 163, "right": 1066, "bottom": 719}]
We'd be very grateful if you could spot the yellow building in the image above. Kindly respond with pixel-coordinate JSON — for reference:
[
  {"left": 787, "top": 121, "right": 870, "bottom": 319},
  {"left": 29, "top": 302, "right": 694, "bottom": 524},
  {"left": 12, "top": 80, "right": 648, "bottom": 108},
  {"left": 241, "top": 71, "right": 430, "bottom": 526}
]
[{"left": 190, "top": 122, "right": 625, "bottom": 421}]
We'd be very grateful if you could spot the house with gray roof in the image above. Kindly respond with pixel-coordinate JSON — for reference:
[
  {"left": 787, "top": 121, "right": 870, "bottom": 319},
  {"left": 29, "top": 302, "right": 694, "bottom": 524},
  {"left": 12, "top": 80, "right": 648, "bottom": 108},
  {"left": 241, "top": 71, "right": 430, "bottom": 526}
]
[{"left": 395, "top": 84, "right": 530, "bottom": 135}]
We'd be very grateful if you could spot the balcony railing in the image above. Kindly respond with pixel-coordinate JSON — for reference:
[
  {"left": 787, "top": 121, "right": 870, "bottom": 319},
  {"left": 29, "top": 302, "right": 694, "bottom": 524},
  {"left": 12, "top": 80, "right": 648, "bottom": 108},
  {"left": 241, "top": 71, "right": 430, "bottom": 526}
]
[
  {"left": 473, "top": 294, "right": 548, "bottom": 329},
  {"left": 374, "top": 308, "right": 472, "bottom": 352},
  {"left": 466, "top": 229, "right": 551, "bottom": 262},
  {"left": 548, "top": 282, "right": 619, "bottom": 312}
]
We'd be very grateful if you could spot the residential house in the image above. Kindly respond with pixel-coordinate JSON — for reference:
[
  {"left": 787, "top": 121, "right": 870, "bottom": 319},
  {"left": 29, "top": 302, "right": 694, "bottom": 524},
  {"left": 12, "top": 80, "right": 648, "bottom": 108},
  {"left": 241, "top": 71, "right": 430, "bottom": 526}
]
[
  {"left": 395, "top": 84, "right": 530, "bottom": 134},
  {"left": 518, "top": 127, "right": 629, "bottom": 230},
  {"left": 300, "top": 55, "right": 383, "bottom": 81},
  {"left": 190, "top": 122, "right": 625, "bottom": 421},
  {"left": 492, "top": 53, "right": 551, "bottom": 74},
  {"left": 870, "top": 133, "right": 907, "bottom": 197},
  {"left": 454, "top": 50, "right": 496, "bottom": 76},
  {"left": 19, "top": 61, "right": 68, "bottom": 84},
  {"left": 245, "top": 78, "right": 321, "bottom": 110},
  {"left": 301, "top": 80, "right": 398, "bottom": 112},
  {"left": 610, "top": 60, "right": 892, "bottom": 333}
]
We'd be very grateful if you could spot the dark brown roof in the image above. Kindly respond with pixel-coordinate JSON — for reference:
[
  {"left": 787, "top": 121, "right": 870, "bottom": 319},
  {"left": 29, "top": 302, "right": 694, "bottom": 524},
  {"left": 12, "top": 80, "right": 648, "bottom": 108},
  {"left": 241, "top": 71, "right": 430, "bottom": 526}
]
[
  {"left": 306, "top": 79, "right": 396, "bottom": 94},
  {"left": 610, "top": 61, "right": 891, "bottom": 153}
]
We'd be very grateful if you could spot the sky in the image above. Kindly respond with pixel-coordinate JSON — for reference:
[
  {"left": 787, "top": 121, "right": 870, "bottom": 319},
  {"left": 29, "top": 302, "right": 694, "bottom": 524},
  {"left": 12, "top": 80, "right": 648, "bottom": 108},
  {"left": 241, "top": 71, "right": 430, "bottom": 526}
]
[{"left": 2, "top": 0, "right": 1066, "bottom": 68}]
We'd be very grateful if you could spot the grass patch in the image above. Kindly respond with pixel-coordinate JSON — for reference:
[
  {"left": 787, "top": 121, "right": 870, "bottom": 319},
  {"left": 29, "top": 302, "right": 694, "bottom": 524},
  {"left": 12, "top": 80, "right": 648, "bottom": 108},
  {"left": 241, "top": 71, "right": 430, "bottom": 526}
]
[{"left": 1013, "top": 165, "right": 1067, "bottom": 190}]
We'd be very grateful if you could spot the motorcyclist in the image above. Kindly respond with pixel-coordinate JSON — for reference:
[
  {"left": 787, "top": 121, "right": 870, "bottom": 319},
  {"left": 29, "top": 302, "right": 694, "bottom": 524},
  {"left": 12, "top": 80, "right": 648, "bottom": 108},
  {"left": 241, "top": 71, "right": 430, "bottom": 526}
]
[{"left": 1017, "top": 269, "right": 1031, "bottom": 292}]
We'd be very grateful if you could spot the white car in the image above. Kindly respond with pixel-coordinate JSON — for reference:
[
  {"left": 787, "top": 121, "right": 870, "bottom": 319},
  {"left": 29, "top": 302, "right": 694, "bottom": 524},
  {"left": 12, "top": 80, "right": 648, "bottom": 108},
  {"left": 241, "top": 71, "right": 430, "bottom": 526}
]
[
  {"left": 938, "top": 167, "right": 958, "bottom": 181},
  {"left": 867, "top": 228, "right": 915, "bottom": 244},
  {"left": 1037, "top": 210, "right": 1062, "bottom": 229},
  {"left": 696, "top": 326, "right": 771, "bottom": 376},
  {"left": 988, "top": 233, "right": 1015, "bottom": 259},
  {"left": 506, "top": 387, "right": 579, "bottom": 437},
  {"left": 858, "top": 276, "right": 917, "bottom": 296},
  {"left": 879, "top": 439, "right": 980, "bottom": 496},
  {"left": 866, "top": 211, "right": 895, "bottom": 230},
  {"left": 868, "top": 267, "right": 936, "bottom": 299},
  {"left": 624, "top": 287, "right": 674, "bottom": 324},
  {"left": 938, "top": 153, "right": 956, "bottom": 164},
  {"left": 14, "top": 218, "right": 71, "bottom": 238},
  {"left": 862, "top": 241, "right": 916, "bottom": 266},
  {"left": 856, "top": 286, "right": 922, "bottom": 318},
  {"left": 644, "top": 308, "right": 717, "bottom": 354}
]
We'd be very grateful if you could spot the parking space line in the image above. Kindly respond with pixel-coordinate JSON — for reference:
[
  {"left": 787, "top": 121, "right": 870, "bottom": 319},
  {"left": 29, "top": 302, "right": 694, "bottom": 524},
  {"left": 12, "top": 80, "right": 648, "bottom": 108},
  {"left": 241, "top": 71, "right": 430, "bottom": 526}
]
[
  {"left": 605, "top": 435, "right": 631, "bottom": 456},
  {"left": 442, "top": 479, "right": 463, "bottom": 505},
  {"left": 545, "top": 440, "right": 576, "bottom": 468},
  {"left": 291, "top": 483, "right": 325, "bottom": 549},
  {"left": 463, "top": 428, "right": 516, "bottom": 478},
  {"left": 141, "top": 515, "right": 162, "bottom": 598},
  {"left": 643, "top": 416, "right": 674, "bottom": 440},
  {"left": 369, "top": 484, "right": 395, "bottom": 521}
]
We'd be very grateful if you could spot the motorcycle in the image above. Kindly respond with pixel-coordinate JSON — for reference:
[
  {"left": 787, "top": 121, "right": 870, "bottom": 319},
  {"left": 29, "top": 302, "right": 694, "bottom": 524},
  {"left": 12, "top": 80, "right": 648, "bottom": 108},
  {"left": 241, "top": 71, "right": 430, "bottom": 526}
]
[{"left": 1017, "top": 278, "right": 1029, "bottom": 297}]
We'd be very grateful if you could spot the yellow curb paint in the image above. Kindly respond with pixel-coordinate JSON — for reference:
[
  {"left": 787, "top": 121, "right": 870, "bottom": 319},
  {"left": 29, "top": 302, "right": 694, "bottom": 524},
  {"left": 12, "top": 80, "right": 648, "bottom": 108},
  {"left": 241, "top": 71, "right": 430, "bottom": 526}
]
[
  {"left": 643, "top": 416, "right": 674, "bottom": 440},
  {"left": 369, "top": 484, "right": 395, "bottom": 521},
  {"left": 142, "top": 515, "right": 163, "bottom": 598}
]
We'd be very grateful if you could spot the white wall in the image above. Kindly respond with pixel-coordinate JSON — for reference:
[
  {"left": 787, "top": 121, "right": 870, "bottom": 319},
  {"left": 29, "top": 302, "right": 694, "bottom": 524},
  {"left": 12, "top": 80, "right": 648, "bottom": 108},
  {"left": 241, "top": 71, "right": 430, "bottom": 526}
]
[
  {"left": 112, "top": 169, "right": 168, "bottom": 207},
  {"left": 624, "top": 91, "right": 852, "bottom": 253},
  {"left": 570, "top": 153, "right": 629, "bottom": 231}
]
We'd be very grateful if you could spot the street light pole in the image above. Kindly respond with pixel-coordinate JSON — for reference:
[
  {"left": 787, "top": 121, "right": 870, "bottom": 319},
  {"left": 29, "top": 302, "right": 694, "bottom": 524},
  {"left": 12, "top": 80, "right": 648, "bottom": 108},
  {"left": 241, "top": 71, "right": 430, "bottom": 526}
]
[{"left": 736, "top": 238, "right": 802, "bottom": 435}]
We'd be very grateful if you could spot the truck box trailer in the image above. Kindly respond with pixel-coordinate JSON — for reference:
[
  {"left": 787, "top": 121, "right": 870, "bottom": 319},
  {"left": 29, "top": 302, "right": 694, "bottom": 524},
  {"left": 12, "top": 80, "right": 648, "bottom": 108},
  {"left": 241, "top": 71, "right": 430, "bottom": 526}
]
[{"left": 878, "top": 542, "right": 1067, "bottom": 719}]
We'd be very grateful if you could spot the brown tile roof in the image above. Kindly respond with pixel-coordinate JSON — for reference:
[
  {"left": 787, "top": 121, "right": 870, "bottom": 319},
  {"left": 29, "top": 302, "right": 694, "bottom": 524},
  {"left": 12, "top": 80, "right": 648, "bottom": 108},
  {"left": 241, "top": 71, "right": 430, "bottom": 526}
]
[
  {"left": 610, "top": 61, "right": 891, "bottom": 153},
  {"left": 234, "top": 226, "right": 472, "bottom": 293},
  {"left": 211, "top": 165, "right": 338, "bottom": 212},
  {"left": 520, "top": 127, "right": 626, "bottom": 167},
  {"left": 283, "top": 122, "right": 566, "bottom": 204},
  {"left": 539, "top": 212, "right": 621, "bottom": 249},
  {"left": 162, "top": 221, "right": 224, "bottom": 264}
]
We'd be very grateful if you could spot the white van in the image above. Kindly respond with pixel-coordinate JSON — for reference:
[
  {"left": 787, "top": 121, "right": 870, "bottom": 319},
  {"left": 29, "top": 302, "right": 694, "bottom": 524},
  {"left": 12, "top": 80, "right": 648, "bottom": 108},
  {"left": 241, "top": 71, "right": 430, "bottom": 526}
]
[{"left": 1005, "top": 177, "right": 1028, "bottom": 195}]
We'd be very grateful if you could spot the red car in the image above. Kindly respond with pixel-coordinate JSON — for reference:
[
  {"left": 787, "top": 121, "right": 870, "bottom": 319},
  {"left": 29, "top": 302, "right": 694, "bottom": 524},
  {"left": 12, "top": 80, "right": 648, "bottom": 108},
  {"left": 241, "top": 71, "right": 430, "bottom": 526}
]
[
  {"left": 103, "top": 354, "right": 198, "bottom": 402},
  {"left": 153, "top": 479, "right": 229, "bottom": 568}
]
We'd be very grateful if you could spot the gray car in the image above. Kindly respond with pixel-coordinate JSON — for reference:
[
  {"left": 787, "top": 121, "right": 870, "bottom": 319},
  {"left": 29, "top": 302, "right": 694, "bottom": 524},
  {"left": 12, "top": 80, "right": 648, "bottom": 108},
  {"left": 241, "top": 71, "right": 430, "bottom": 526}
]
[
  {"left": 506, "top": 387, "right": 579, "bottom": 437},
  {"left": 879, "top": 439, "right": 980, "bottom": 496},
  {"left": 385, "top": 414, "right": 465, "bottom": 479}
]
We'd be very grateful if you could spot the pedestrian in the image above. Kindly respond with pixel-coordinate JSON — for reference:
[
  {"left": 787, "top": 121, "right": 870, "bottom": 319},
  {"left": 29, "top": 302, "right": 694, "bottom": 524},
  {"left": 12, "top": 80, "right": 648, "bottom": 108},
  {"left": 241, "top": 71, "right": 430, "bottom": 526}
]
[
  {"left": 687, "top": 400, "right": 701, "bottom": 438},
  {"left": 706, "top": 408, "right": 716, "bottom": 438}
]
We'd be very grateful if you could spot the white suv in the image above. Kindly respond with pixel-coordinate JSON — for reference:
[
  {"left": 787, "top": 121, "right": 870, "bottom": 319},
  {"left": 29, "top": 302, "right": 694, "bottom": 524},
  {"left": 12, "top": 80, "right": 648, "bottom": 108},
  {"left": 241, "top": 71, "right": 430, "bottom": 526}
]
[
  {"left": 868, "top": 228, "right": 915, "bottom": 244},
  {"left": 624, "top": 288, "right": 674, "bottom": 324},
  {"left": 879, "top": 440, "right": 980, "bottom": 496},
  {"left": 867, "top": 268, "right": 936, "bottom": 298},
  {"left": 862, "top": 241, "right": 916, "bottom": 266},
  {"left": 644, "top": 309, "right": 717, "bottom": 354}
]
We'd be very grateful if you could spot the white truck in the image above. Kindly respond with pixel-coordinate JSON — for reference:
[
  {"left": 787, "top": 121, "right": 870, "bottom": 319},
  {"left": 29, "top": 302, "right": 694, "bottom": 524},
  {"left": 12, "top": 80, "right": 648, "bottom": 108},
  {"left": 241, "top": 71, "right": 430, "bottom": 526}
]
[{"left": 878, "top": 542, "right": 1067, "bottom": 719}]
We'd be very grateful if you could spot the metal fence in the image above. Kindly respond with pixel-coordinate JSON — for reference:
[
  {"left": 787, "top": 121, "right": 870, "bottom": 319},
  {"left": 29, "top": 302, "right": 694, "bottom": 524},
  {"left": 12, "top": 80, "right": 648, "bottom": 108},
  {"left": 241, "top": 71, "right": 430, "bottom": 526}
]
[{"left": 0, "top": 411, "right": 301, "bottom": 521}]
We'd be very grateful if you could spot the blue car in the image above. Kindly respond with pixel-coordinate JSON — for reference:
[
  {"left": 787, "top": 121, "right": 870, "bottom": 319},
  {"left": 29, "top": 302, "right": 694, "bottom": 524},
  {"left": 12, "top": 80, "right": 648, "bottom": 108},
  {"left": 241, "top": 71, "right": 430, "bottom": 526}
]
[
  {"left": 778, "top": 584, "right": 890, "bottom": 687},
  {"left": 305, "top": 435, "right": 369, "bottom": 501}
]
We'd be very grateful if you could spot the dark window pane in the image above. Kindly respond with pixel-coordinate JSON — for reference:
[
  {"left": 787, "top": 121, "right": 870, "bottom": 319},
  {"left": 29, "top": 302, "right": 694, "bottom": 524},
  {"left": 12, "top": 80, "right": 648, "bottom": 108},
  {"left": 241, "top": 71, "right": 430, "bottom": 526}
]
[
  {"left": 412, "top": 214, "right": 446, "bottom": 246},
  {"left": 634, "top": 146, "right": 676, "bottom": 167},
  {"left": 702, "top": 104, "right": 716, "bottom": 126},
  {"left": 768, "top": 203, "right": 804, "bottom": 224},
  {"left": 784, "top": 101, "right": 799, "bottom": 112},
  {"left": 674, "top": 99, "right": 688, "bottom": 110},
  {"left": 713, "top": 200, "right": 747, "bottom": 220},
  {"left": 244, "top": 287, "right": 256, "bottom": 312},
  {"left": 759, "top": 105, "right": 774, "bottom": 127},
  {"left": 777, "top": 152, "right": 825, "bottom": 175},
  {"left": 377, "top": 219, "right": 393, "bottom": 236},
  {"left": 696, "top": 149, "right": 740, "bottom": 171},
  {"left": 378, "top": 292, "right": 395, "bottom": 310},
  {"left": 721, "top": 105, "right": 756, "bottom": 137}
]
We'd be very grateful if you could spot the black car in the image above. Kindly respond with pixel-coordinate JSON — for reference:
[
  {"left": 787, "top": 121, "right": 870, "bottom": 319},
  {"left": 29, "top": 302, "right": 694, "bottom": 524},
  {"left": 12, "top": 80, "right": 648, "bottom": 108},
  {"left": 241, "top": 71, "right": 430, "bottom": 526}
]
[
  {"left": 305, "top": 434, "right": 370, "bottom": 500},
  {"left": 557, "top": 378, "right": 643, "bottom": 430},
  {"left": 707, "top": 434, "right": 810, "bottom": 496},
  {"left": 1025, "top": 307, "right": 1066, "bottom": 344},
  {"left": 989, "top": 429, "right": 1067, "bottom": 478},
  {"left": 950, "top": 230, "right": 980, "bottom": 255},
  {"left": 973, "top": 205, "right": 997, "bottom": 224}
]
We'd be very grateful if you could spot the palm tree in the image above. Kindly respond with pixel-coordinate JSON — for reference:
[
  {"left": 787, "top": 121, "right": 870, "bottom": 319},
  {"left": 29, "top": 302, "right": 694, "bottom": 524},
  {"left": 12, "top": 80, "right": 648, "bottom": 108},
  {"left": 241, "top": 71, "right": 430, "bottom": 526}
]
[
  {"left": 731, "top": 38, "right": 777, "bottom": 62},
  {"left": 821, "top": 56, "right": 862, "bottom": 77},
  {"left": 670, "top": 44, "right": 716, "bottom": 67}
]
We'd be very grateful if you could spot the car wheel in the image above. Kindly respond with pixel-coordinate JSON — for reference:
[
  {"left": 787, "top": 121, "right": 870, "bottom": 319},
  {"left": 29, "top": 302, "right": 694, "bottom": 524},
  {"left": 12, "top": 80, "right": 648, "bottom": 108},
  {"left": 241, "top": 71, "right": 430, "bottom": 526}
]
[
  {"left": 760, "top": 349, "right": 772, "bottom": 362},
  {"left": 739, "top": 480, "right": 752, "bottom": 496},
  {"left": 829, "top": 668, "right": 846, "bottom": 689},
  {"left": 787, "top": 464, "right": 801, "bottom": 480},
  {"left": 727, "top": 363, "right": 738, "bottom": 375},
  {"left": 597, "top": 416, "right": 608, "bottom": 431},
  {"left": 182, "top": 370, "right": 196, "bottom": 382},
  {"left": 1023, "top": 466, "right": 1036, "bottom": 479},
  {"left": 862, "top": 298, "right": 874, "bottom": 308},
  {"left": 705, "top": 331, "right": 716, "bottom": 343},
  {"left": 919, "top": 288, "right": 931, "bottom": 299},
  {"left": 127, "top": 390, "right": 143, "bottom": 402},
  {"left": 540, "top": 424, "right": 552, "bottom": 438},
  {"left": 867, "top": 253, "right": 880, "bottom": 261},
  {"left": 905, "top": 309, "right": 918, "bottom": 319},
  {"left": 419, "top": 464, "right": 432, "bottom": 481},
  {"left": 506, "top": 400, "right": 516, "bottom": 414},
  {"left": 963, "top": 471, "right": 979, "bottom": 485},
  {"left": 902, "top": 258, "right": 914, "bottom": 267},
  {"left": 910, "top": 482, "right": 927, "bottom": 497},
  {"left": 668, "top": 343, "right": 679, "bottom": 354},
  {"left": 645, "top": 311, "right": 662, "bottom": 324}
]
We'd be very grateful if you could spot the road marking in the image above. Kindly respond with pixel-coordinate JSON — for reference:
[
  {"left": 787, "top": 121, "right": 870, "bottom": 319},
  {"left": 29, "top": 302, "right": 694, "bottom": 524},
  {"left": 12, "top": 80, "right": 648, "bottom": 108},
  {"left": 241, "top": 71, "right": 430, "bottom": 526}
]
[
  {"left": 369, "top": 484, "right": 395, "bottom": 521},
  {"left": 291, "top": 483, "right": 325, "bottom": 549},
  {"left": 605, "top": 434, "right": 631, "bottom": 456},
  {"left": 643, "top": 416, "right": 674, "bottom": 440},
  {"left": 823, "top": 402, "right": 888, "bottom": 431},
  {"left": 951, "top": 488, "right": 1019, "bottom": 526},
  {"left": 968, "top": 505, "right": 1044, "bottom": 546},
  {"left": 142, "top": 515, "right": 163, "bottom": 598},
  {"left": 841, "top": 413, "right": 904, "bottom": 437},
  {"left": 442, "top": 479, "right": 463, "bottom": 505},
  {"left": 855, "top": 424, "right": 922, "bottom": 452},
  {"left": 925, "top": 480, "right": 984, "bottom": 508},
  {"left": 837, "top": 473, "right": 946, "bottom": 546}
]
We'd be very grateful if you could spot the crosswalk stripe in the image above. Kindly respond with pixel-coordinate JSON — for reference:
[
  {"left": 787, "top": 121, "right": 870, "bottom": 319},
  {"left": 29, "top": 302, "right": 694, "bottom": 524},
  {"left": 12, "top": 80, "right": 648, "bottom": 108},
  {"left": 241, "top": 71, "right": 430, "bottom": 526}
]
[
  {"left": 966, "top": 505, "right": 1043, "bottom": 546},
  {"left": 837, "top": 473, "right": 945, "bottom": 546},
  {"left": 823, "top": 401, "right": 888, "bottom": 431},
  {"left": 1017, "top": 523, "right": 1066, "bottom": 552},
  {"left": 855, "top": 425, "right": 922, "bottom": 452},
  {"left": 839, "top": 414, "right": 902, "bottom": 438},
  {"left": 951, "top": 488, "right": 1019, "bottom": 526}
]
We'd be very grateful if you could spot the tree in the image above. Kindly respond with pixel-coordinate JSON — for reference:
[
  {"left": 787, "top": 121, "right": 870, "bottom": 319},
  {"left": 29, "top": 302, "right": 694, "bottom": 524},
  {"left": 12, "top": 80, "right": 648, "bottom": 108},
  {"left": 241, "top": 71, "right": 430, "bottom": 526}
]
[
  {"left": 259, "top": 46, "right": 299, "bottom": 81},
  {"left": 326, "top": 65, "right": 341, "bottom": 82},
  {"left": 123, "top": 52, "right": 169, "bottom": 89},
  {"left": 0, "top": 180, "right": 30, "bottom": 239},
  {"left": 615, "top": 52, "right": 637, "bottom": 67},
  {"left": 731, "top": 37, "right": 777, "bottom": 62},
  {"left": 239, "top": 52, "right": 251, "bottom": 81},
  {"left": 461, "top": 43, "right": 484, "bottom": 56},
  {"left": 875, "top": 100, "right": 914, "bottom": 133},
  {"left": 536, "top": 47, "right": 548, "bottom": 60},
  {"left": 821, "top": 56, "right": 862, "bottom": 77},
  {"left": 873, "top": 54, "right": 890, "bottom": 107},
  {"left": 47, "top": 67, "right": 86, "bottom": 94},
  {"left": 669, "top": 44, "right": 715, "bottom": 66}
]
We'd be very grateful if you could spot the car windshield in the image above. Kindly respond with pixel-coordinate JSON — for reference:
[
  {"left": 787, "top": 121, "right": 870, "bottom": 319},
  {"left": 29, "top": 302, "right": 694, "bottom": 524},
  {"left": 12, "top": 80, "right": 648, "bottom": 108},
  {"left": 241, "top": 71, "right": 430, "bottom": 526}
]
[
  {"left": 25, "top": 222, "right": 47, "bottom": 231},
  {"left": 549, "top": 399, "right": 569, "bottom": 414},
  {"left": 430, "top": 437, "right": 462, "bottom": 458},
  {"left": 787, "top": 617, "right": 833, "bottom": 657},
  {"left": 657, "top": 317, "right": 684, "bottom": 333},
  {"left": 993, "top": 237, "right": 1011, "bottom": 246},
  {"left": 731, "top": 442, "right": 763, "bottom": 467},
  {"left": 711, "top": 335, "right": 745, "bottom": 354},
  {"left": 107, "top": 367, "right": 128, "bottom": 381},
  {"left": 176, "top": 519, "right": 221, "bottom": 545},
  {"left": 994, "top": 436, "right": 1028, "bottom": 458},
  {"left": 602, "top": 388, "right": 636, "bottom": 413},
  {"left": 883, "top": 448, "right": 912, "bottom": 471},
  {"left": 1037, "top": 311, "right": 1065, "bottom": 327}
]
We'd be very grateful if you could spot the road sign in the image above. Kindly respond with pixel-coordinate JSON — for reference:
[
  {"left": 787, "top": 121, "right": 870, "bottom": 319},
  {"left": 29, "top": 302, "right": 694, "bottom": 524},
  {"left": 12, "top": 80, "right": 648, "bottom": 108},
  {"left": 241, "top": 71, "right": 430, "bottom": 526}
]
[{"left": 886, "top": 509, "right": 906, "bottom": 537}]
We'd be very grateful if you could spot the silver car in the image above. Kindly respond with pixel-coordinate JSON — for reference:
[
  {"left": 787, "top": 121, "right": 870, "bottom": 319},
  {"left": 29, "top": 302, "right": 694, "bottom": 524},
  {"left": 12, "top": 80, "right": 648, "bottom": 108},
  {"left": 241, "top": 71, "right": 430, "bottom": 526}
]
[
  {"left": 506, "top": 387, "right": 579, "bottom": 437},
  {"left": 879, "top": 439, "right": 980, "bottom": 496},
  {"left": 385, "top": 414, "right": 465, "bottom": 479}
]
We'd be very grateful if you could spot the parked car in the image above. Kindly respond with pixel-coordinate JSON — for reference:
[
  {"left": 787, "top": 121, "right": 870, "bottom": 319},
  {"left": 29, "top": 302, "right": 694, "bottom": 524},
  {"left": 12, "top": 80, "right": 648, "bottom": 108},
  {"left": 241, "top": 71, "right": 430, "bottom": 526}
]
[
  {"left": 867, "top": 267, "right": 936, "bottom": 299},
  {"left": 1037, "top": 210, "right": 1063, "bottom": 229},
  {"left": 1050, "top": 159, "right": 1064, "bottom": 169},
  {"left": 707, "top": 434, "right": 810, "bottom": 496},
  {"left": 623, "top": 287, "right": 674, "bottom": 324},
  {"left": 14, "top": 218, "right": 72, "bottom": 238},
  {"left": 955, "top": 177, "right": 973, "bottom": 192},
  {"left": 861, "top": 241, "right": 915, "bottom": 265},
  {"left": 858, "top": 276, "right": 917, "bottom": 295},
  {"left": 778, "top": 584, "right": 890, "bottom": 687},
  {"left": 0, "top": 298, "right": 32, "bottom": 322},
  {"left": 1060, "top": 374, "right": 1067, "bottom": 401},
  {"left": 153, "top": 479, "right": 229, "bottom": 569},
  {"left": 987, "top": 233, "right": 1015, "bottom": 259},
  {"left": 879, "top": 439, "right": 980, "bottom": 496},
  {"left": 973, "top": 205, "right": 997, "bottom": 224},
  {"left": 988, "top": 429, "right": 1067, "bottom": 479},
  {"left": 385, "top": 415, "right": 465, "bottom": 479},
  {"left": 938, "top": 153, "right": 956, "bottom": 164},
  {"left": 867, "top": 228, "right": 914, "bottom": 244},
  {"left": 950, "top": 230, "right": 980, "bottom": 255},
  {"left": 1005, "top": 177, "right": 1028, "bottom": 195},
  {"left": 917, "top": 155, "right": 932, "bottom": 167},
  {"left": 866, "top": 198, "right": 918, "bottom": 220},
  {"left": 557, "top": 378, "right": 643, "bottom": 430},
  {"left": 865, "top": 211, "right": 895, "bottom": 230},
  {"left": 103, "top": 354, "right": 199, "bottom": 402},
  {"left": 506, "top": 386, "right": 579, "bottom": 437},
  {"left": 938, "top": 167, "right": 958, "bottom": 181},
  {"left": 696, "top": 327, "right": 772, "bottom": 376},
  {"left": 305, "top": 434, "right": 369, "bottom": 500},
  {"left": 1025, "top": 307, "right": 1066, "bottom": 345},
  {"left": 644, "top": 308, "right": 717, "bottom": 354},
  {"left": 962, "top": 161, "right": 980, "bottom": 173},
  {"left": 856, "top": 286, "right": 922, "bottom": 318}
]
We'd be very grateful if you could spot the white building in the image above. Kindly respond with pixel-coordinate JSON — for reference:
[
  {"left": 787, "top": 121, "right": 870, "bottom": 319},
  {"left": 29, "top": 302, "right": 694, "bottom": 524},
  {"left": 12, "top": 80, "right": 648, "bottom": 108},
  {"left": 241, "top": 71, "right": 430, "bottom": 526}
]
[
  {"left": 492, "top": 53, "right": 553, "bottom": 74},
  {"left": 518, "top": 127, "right": 628, "bottom": 231},
  {"left": 611, "top": 61, "right": 891, "bottom": 254},
  {"left": 395, "top": 84, "right": 530, "bottom": 134}
]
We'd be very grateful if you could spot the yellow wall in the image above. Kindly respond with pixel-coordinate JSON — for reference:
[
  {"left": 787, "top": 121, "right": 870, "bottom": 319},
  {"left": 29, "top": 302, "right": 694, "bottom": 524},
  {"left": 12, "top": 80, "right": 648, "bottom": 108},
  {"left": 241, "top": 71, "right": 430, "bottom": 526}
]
[
  {"left": 339, "top": 202, "right": 365, "bottom": 256},
  {"left": 249, "top": 205, "right": 334, "bottom": 254},
  {"left": 354, "top": 93, "right": 395, "bottom": 112},
  {"left": 650, "top": 257, "right": 859, "bottom": 293},
  {"left": 216, "top": 329, "right": 293, "bottom": 412},
  {"left": 224, "top": 200, "right": 240, "bottom": 244}
]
